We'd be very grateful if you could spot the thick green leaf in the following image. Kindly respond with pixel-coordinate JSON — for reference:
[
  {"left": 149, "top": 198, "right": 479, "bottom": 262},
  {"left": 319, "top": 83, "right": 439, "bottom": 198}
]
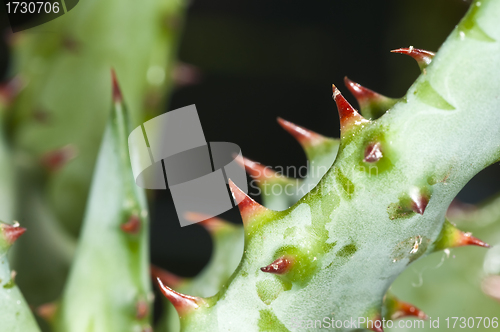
[{"left": 54, "top": 93, "right": 151, "bottom": 332}]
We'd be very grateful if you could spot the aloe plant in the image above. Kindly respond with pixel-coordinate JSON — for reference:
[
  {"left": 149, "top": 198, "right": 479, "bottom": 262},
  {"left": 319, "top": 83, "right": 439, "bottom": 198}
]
[
  {"left": 53, "top": 75, "right": 152, "bottom": 332},
  {"left": 4, "top": 0, "right": 185, "bottom": 310},
  {"left": 0, "top": 0, "right": 499, "bottom": 331},
  {"left": 154, "top": 1, "right": 500, "bottom": 330},
  {"left": 0, "top": 82, "right": 40, "bottom": 332}
]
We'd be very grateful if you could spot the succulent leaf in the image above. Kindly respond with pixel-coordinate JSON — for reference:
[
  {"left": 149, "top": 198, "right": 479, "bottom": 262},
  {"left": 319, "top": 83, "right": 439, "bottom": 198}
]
[
  {"left": 54, "top": 76, "right": 152, "bottom": 332},
  {"left": 9, "top": 0, "right": 185, "bottom": 239},
  {"left": 166, "top": 1, "right": 500, "bottom": 330},
  {"left": 0, "top": 94, "right": 40, "bottom": 331},
  {"left": 158, "top": 216, "right": 244, "bottom": 332}
]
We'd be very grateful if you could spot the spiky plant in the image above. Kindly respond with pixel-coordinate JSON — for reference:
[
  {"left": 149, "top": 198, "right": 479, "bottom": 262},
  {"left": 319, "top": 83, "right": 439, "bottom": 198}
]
[
  {"left": 0, "top": 0, "right": 500, "bottom": 331},
  {"left": 6, "top": 0, "right": 185, "bottom": 308},
  {"left": 0, "top": 0, "right": 184, "bottom": 330},
  {"left": 152, "top": 0, "right": 500, "bottom": 331}
]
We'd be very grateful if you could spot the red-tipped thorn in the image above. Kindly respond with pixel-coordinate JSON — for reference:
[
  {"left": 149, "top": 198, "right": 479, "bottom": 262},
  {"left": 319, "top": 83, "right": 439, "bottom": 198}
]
[
  {"left": 435, "top": 220, "right": 490, "bottom": 251},
  {"left": 0, "top": 75, "right": 26, "bottom": 106},
  {"left": 61, "top": 36, "right": 80, "bottom": 53},
  {"left": 391, "top": 47, "right": 435, "bottom": 70},
  {"left": 228, "top": 179, "right": 268, "bottom": 226},
  {"left": 409, "top": 187, "right": 429, "bottom": 215},
  {"left": 457, "top": 232, "right": 490, "bottom": 248},
  {"left": 40, "top": 144, "right": 77, "bottom": 172},
  {"left": 136, "top": 300, "right": 149, "bottom": 320},
  {"left": 121, "top": 215, "right": 141, "bottom": 234},
  {"left": 156, "top": 277, "right": 205, "bottom": 317},
  {"left": 172, "top": 62, "right": 202, "bottom": 87},
  {"left": 36, "top": 302, "right": 58, "bottom": 322},
  {"left": 260, "top": 256, "right": 294, "bottom": 275},
  {"left": 1, "top": 223, "right": 26, "bottom": 245},
  {"left": 184, "top": 212, "right": 230, "bottom": 234},
  {"left": 364, "top": 142, "right": 383, "bottom": 163},
  {"left": 235, "top": 156, "right": 279, "bottom": 181},
  {"left": 391, "top": 300, "right": 428, "bottom": 320},
  {"left": 111, "top": 69, "right": 123, "bottom": 103},
  {"left": 150, "top": 265, "right": 185, "bottom": 288},
  {"left": 344, "top": 77, "right": 387, "bottom": 108},
  {"left": 277, "top": 117, "right": 328, "bottom": 149},
  {"left": 369, "top": 315, "right": 384, "bottom": 332},
  {"left": 332, "top": 84, "right": 368, "bottom": 133}
]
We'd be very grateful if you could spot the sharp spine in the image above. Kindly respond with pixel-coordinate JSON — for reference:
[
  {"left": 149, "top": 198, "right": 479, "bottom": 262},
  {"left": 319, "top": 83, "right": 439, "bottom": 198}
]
[
  {"left": 228, "top": 179, "right": 269, "bottom": 227},
  {"left": 156, "top": 277, "right": 205, "bottom": 317},
  {"left": 277, "top": 117, "right": 329, "bottom": 149},
  {"left": 0, "top": 222, "right": 26, "bottom": 245},
  {"left": 150, "top": 265, "right": 185, "bottom": 288},
  {"left": 121, "top": 215, "right": 141, "bottom": 234},
  {"left": 391, "top": 46, "right": 435, "bottom": 71},
  {"left": 332, "top": 84, "right": 368, "bottom": 134},
  {"left": 364, "top": 142, "right": 383, "bottom": 163},
  {"left": 260, "top": 256, "right": 294, "bottom": 275},
  {"left": 111, "top": 69, "right": 123, "bottom": 103}
]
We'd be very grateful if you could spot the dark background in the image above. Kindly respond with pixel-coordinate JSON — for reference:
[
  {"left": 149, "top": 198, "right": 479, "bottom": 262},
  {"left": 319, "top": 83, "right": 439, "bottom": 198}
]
[{"left": 1, "top": 0, "right": 498, "bottom": 295}]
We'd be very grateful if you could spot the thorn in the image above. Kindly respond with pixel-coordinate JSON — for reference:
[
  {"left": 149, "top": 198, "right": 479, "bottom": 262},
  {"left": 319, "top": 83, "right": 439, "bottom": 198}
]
[
  {"left": 33, "top": 107, "right": 51, "bottom": 123},
  {"left": 0, "top": 75, "right": 26, "bottom": 106},
  {"left": 344, "top": 77, "right": 395, "bottom": 112},
  {"left": 277, "top": 117, "right": 329, "bottom": 149},
  {"left": 163, "top": 12, "right": 182, "bottom": 30},
  {"left": 363, "top": 142, "right": 383, "bottom": 163},
  {"left": 369, "top": 315, "right": 384, "bottom": 332},
  {"left": 434, "top": 220, "right": 490, "bottom": 251},
  {"left": 61, "top": 36, "right": 80, "bottom": 53},
  {"left": 150, "top": 265, "right": 185, "bottom": 288},
  {"left": 184, "top": 212, "right": 231, "bottom": 234},
  {"left": 111, "top": 69, "right": 123, "bottom": 103},
  {"left": 387, "top": 296, "right": 428, "bottom": 320},
  {"left": 136, "top": 300, "right": 149, "bottom": 320},
  {"left": 0, "top": 222, "right": 26, "bottom": 245},
  {"left": 391, "top": 47, "right": 435, "bottom": 70},
  {"left": 457, "top": 232, "right": 490, "bottom": 248},
  {"left": 172, "top": 62, "right": 202, "bottom": 87},
  {"left": 409, "top": 187, "right": 429, "bottom": 215},
  {"left": 260, "top": 256, "right": 294, "bottom": 275},
  {"left": 36, "top": 302, "right": 58, "bottom": 322},
  {"left": 40, "top": 144, "right": 77, "bottom": 172},
  {"left": 156, "top": 277, "right": 205, "bottom": 317},
  {"left": 235, "top": 156, "right": 280, "bottom": 181},
  {"left": 276, "top": 117, "right": 338, "bottom": 162},
  {"left": 121, "top": 215, "right": 141, "bottom": 234},
  {"left": 332, "top": 84, "right": 368, "bottom": 133},
  {"left": 228, "top": 179, "right": 268, "bottom": 226}
]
